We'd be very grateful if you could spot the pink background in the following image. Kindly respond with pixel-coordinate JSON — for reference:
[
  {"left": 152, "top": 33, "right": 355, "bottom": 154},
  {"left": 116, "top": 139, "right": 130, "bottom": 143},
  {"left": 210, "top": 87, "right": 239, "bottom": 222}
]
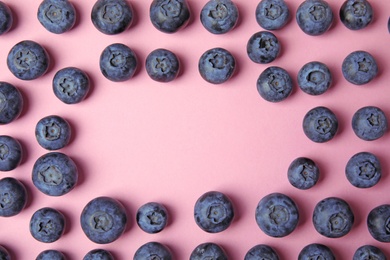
[{"left": 1, "top": 0, "right": 390, "bottom": 259}]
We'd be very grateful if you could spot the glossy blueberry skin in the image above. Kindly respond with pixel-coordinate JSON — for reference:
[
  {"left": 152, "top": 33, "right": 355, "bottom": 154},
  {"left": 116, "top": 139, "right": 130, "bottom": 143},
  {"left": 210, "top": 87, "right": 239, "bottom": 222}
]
[
  {"left": 0, "top": 245, "right": 10, "bottom": 260},
  {"left": 245, "top": 244, "right": 279, "bottom": 260},
  {"left": 0, "top": 177, "right": 27, "bottom": 217},
  {"left": 340, "top": 0, "right": 373, "bottom": 30},
  {"left": 298, "top": 243, "right": 335, "bottom": 260},
  {"left": 303, "top": 106, "right": 338, "bottom": 143},
  {"left": 30, "top": 207, "right": 66, "bottom": 243},
  {"left": 80, "top": 196, "right": 127, "bottom": 244},
  {"left": 352, "top": 106, "right": 388, "bottom": 141},
  {"left": 353, "top": 245, "right": 387, "bottom": 260},
  {"left": 190, "top": 242, "right": 228, "bottom": 260},
  {"left": 37, "top": 0, "right": 76, "bottom": 34},
  {"left": 0, "top": 82, "right": 23, "bottom": 125},
  {"left": 298, "top": 61, "right": 332, "bottom": 95},
  {"left": 100, "top": 43, "right": 138, "bottom": 82},
  {"left": 36, "top": 250, "right": 66, "bottom": 260},
  {"left": 150, "top": 0, "right": 191, "bottom": 33},
  {"left": 136, "top": 202, "right": 168, "bottom": 234},
  {"left": 194, "top": 191, "right": 234, "bottom": 233},
  {"left": 134, "top": 242, "right": 172, "bottom": 260},
  {"left": 0, "top": 135, "right": 22, "bottom": 172},
  {"left": 53, "top": 67, "right": 90, "bottom": 104},
  {"left": 198, "top": 47, "right": 236, "bottom": 84},
  {"left": 35, "top": 115, "right": 72, "bottom": 150},
  {"left": 296, "top": 0, "right": 334, "bottom": 36},
  {"left": 342, "top": 50, "right": 378, "bottom": 85},
  {"left": 0, "top": 1, "right": 13, "bottom": 35},
  {"left": 257, "top": 66, "right": 293, "bottom": 102},
  {"left": 312, "top": 197, "right": 354, "bottom": 238},
  {"left": 256, "top": 0, "right": 290, "bottom": 30},
  {"left": 145, "top": 48, "right": 180, "bottom": 82},
  {"left": 288, "top": 157, "right": 320, "bottom": 190},
  {"left": 346, "top": 152, "right": 381, "bottom": 188},
  {"left": 367, "top": 204, "right": 390, "bottom": 242},
  {"left": 83, "top": 249, "right": 114, "bottom": 260},
  {"left": 255, "top": 192, "right": 299, "bottom": 238},
  {"left": 7, "top": 40, "right": 50, "bottom": 80},
  {"left": 247, "top": 31, "right": 280, "bottom": 64},
  {"left": 200, "top": 0, "right": 239, "bottom": 34}
]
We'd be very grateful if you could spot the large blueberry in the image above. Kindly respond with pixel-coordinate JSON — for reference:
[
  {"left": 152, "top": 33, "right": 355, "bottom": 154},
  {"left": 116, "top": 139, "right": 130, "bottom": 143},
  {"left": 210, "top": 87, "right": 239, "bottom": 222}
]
[
  {"left": 312, "top": 197, "right": 354, "bottom": 238},
  {"left": 367, "top": 204, "right": 390, "bottom": 242},
  {"left": 145, "top": 48, "right": 180, "bottom": 83},
  {"left": 0, "top": 82, "right": 23, "bottom": 125},
  {"left": 37, "top": 0, "right": 76, "bottom": 34},
  {"left": 134, "top": 242, "right": 173, "bottom": 260},
  {"left": 0, "top": 1, "right": 13, "bottom": 35},
  {"left": 80, "top": 196, "right": 127, "bottom": 244},
  {"left": 136, "top": 202, "right": 168, "bottom": 234},
  {"left": 190, "top": 242, "right": 228, "bottom": 260},
  {"left": 36, "top": 249, "right": 66, "bottom": 260},
  {"left": 298, "top": 243, "right": 335, "bottom": 260},
  {"left": 0, "top": 135, "right": 22, "bottom": 172},
  {"left": 296, "top": 0, "right": 334, "bottom": 36},
  {"left": 35, "top": 115, "right": 72, "bottom": 150},
  {"left": 83, "top": 249, "right": 114, "bottom": 260},
  {"left": 346, "top": 152, "right": 381, "bottom": 188},
  {"left": 288, "top": 157, "right": 320, "bottom": 190},
  {"left": 353, "top": 245, "right": 387, "bottom": 260},
  {"left": 245, "top": 244, "right": 279, "bottom": 260},
  {"left": 150, "top": 0, "right": 191, "bottom": 33},
  {"left": 257, "top": 66, "right": 293, "bottom": 102},
  {"left": 53, "top": 67, "right": 90, "bottom": 104},
  {"left": 255, "top": 192, "right": 299, "bottom": 237},
  {"left": 247, "top": 31, "right": 280, "bottom": 64},
  {"left": 0, "top": 245, "right": 10, "bottom": 260},
  {"left": 352, "top": 106, "right": 388, "bottom": 141},
  {"left": 297, "top": 61, "right": 332, "bottom": 95},
  {"left": 200, "top": 0, "right": 239, "bottom": 34},
  {"left": 30, "top": 207, "right": 66, "bottom": 243},
  {"left": 256, "top": 0, "right": 290, "bottom": 30},
  {"left": 0, "top": 177, "right": 27, "bottom": 217},
  {"left": 194, "top": 191, "right": 234, "bottom": 233},
  {"left": 340, "top": 0, "right": 373, "bottom": 30},
  {"left": 7, "top": 40, "right": 50, "bottom": 80},
  {"left": 302, "top": 106, "right": 338, "bottom": 143},
  {"left": 342, "top": 50, "right": 378, "bottom": 85}
]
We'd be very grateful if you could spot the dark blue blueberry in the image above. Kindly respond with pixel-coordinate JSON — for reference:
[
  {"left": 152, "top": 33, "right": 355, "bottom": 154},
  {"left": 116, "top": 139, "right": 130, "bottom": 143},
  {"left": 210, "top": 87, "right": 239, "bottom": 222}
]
[
  {"left": 297, "top": 61, "right": 332, "bottom": 95},
  {"left": 198, "top": 47, "right": 236, "bottom": 84},
  {"left": 83, "top": 249, "right": 114, "bottom": 260},
  {"left": 353, "top": 245, "right": 387, "bottom": 260},
  {"left": 134, "top": 242, "right": 172, "bottom": 260},
  {"left": 100, "top": 43, "right": 138, "bottom": 82},
  {"left": 194, "top": 191, "right": 234, "bottom": 233},
  {"left": 91, "top": 0, "right": 133, "bottom": 35},
  {"left": 296, "top": 0, "right": 334, "bottom": 36},
  {"left": 36, "top": 249, "right": 66, "bottom": 260},
  {"left": 136, "top": 202, "right": 168, "bottom": 234},
  {"left": 352, "top": 106, "right": 388, "bottom": 141},
  {"left": 256, "top": 0, "right": 290, "bottom": 30},
  {"left": 247, "top": 31, "right": 280, "bottom": 64},
  {"left": 37, "top": 0, "right": 76, "bottom": 34},
  {"left": 7, "top": 40, "right": 50, "bottom": 80},
  {"left": 340, "top": 0, "right": 373, "bottom": 30},
  {"left": 346, "top": 152, "right": 381, "bottom": 188},
  {"left": 190, "top": 242, "right": 228, "bottom": 260},
  {"left": 257, "top": 66, "right": 293, "bottom": 102},
  {"left": 0, "top": 245, "right": 10, "bottom": 260},
  {"left": 342, "top": 50, "right": 378, "bottom": 85},
  {"left": 287, "top": 157, "right": 320, "bottom": 190},
  {"left": 150, "top": 0, "right": 191, "bottom": 33},
  {"left": 0, "top": 135, "right": 22, "bottom": 172},
  {"left": 145, "top": 48, "right": 180, "bottom": 83},
  {"left": 312, "top": 197, "right": 354, "bottom": 238},
  {"left": 200, "top": 0, "right": 239, "bottom": 34},
  {"left": 298, "top": 243, "right": 335, "bottom": 260},
  {"left": 367, "top": 204, "right": 390, "bottom": 242},
  {"left": 30, "top": 207, "right": 66, "bottom": 243},
  {"left": 35, "top": 115, "right": 72, "bottom": 150},
  {"left": 255, "top": 192, "right": 299, "bottom": 238},
  {"left": 0, "top": 177, "right": 27, "bottom": 217},
  {"left": 0, "top": 82, "right": 23, "bottom": 125},
  {"left": 302, "top": 106, "right": 338, "bottom": 143},
  {"left": 0, "top": 1, "right": 13, "bottom": 35},
  {"left": 245, "top": 244, "right": 279, "bottom": 260},
  {"left": 80, "top": 196, "right": 127, "bottom": 244},
  {"left": 53, "top": 67, "right": 90, "bottom": 104}
]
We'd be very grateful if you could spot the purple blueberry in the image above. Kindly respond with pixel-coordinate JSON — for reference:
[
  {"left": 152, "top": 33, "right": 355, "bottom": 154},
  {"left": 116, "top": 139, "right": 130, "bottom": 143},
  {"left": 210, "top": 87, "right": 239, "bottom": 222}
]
[
  {"left": 345, "top": 152, "right": 381, "bottom": 188},
  {"left": 149, "top": 0, "right": 191, "bottom": 33},
  {"left": 342, "top": 50, "right": 378, "bottom": 85},
  {"left": 367, "top": 204, "right": 390, "bottom": 242},
  {"left": 245, "top": 244, "right": 279, "bottom": 260},
  {"left": 134, "top": 242, "right": 172, "bottom": 260},
  {"left": 136, "top": 202, "right": 168, "bottom": 234},
  {"left": 0, "top": 135, "right": 22, "bottom": 172},
  {"left": 0, "top": 177, "right": 27, "bottom": 217},
  {"left": 35, "top": 115, "right": 72, "bottom": 150},
  {"left": 83, "top": 249, "right": 114, "bottom": 260},
  {"left": 30, "top": 207, "right": 66, "bottom": 243},
  {"left": 0, "top": 82, "right": 24, "bottom": 125},
  {"left": 37, "top": 0, "right": 76, "bottom": 34},
  {"left": 288, "top": 157, "right": 320, "bottom": 190},
  {"left": 0, "top": 245, "right": 10, "bottom": 260},
  {"left": 190, "top": 242, "right": 228, "bottom": 260},
  {"left": 352, "top": 106, "right": 388, "bottom": 141},
  {"left": 257, "top": 66, "right": 293, "bottom": 102},
  {"left": 298, "top": 243, "right": 335, "bottom": 260},
  {"left": 297, "top": 61, "right": 332, "bottom": 95},
  {"left": 256, "top": 0, "right": 290, "bottom": 30},
  {"left": 145, "top": 48, "right": 180, "bottom": 83},
  {"left": 302, "top": 106, "right": 338, "bottom": 143},
  {"left": 353, "top": 245, "right": 387, "bottom": 260},
  {"left": 0, "top": 1, "right": 13, "bottom": 35},
  {"left": 296, "top": 0, "right": 334, "bottom": 36},
  {"left": 53, "top": 67, "right": 90, "bottom": 104},
  {"left": 36, "top": 249, "right": 66, "bottom": 260},
  {"left": 200, "top": 0, "right": 239, "bottom": 34},
  {"left": 247, "top": 31, "right": 280, "bottom": 64},
  {"left": 340, "top": 0, "right": 373, "bottom": 30}
]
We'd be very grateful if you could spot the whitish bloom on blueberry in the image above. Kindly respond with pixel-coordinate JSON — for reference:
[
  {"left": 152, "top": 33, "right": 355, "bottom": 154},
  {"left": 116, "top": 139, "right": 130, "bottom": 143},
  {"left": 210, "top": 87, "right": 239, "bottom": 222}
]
[
  {"left": 102, "top": 4, "right": 122, "bottom": 23},
  {"left": 45, "top": 5, "right": 63, "bottom": 23},
  {"left": 39, "top": 166, "right": 63, "bottom": 186}
]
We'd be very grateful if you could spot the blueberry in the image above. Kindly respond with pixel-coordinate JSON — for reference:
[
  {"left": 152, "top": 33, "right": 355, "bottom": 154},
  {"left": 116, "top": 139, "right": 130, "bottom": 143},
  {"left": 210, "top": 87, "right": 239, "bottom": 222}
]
[
  {"left": 145, "top": 48, "right": 180, "bottom": 83},
  {"left": 100, "top": 43, "right": 138, "bottom": 82},
  {"left": 198, "top": 47, "right": 236, "bottom": 84},
  {"left": 0, "top": 245, "right": 10, "bottom": 260},
  {"left": 342, "top": 50, "right": 378, "bottom": 85},
  {"left": 302, "top": 106, "right": 338, "bottom": 143},
  {"left": 0, "top": 135, "right": 22, "bottom": 172},
  {"left": 287, "top": 157, "right": 320, "bottom": 190},
  {"left": 245, "top": 244, "right": 279, "bottom": 260},
  {"left": 83, "top": 249, "right": 114, "bottom": 260},
  {"left": 255, "top": 192, "right": 299, "bottom": 238},
  {"left": 0, "top": 82, "right": 24, "bottom": 125},
  {"left": 194, "top": 191, "right": 234, "bottom": 233},
  {"left": 340, "top": 0, "right": 373, "bottom": 30},
  {"left": 312, "top": 197, "right": 354, "bottom": 238},
  {"left": 30, "top": 207, "right": 66, "bottom": 243},
  {"left": 134, "top": 242, "right": 172, "bottom": 260},
  {"left": 80, "top": 196, "right": 127, "bottom": 244},
  {"left": 255, "top": 0, "right": 290, "bottom": 30},
  {"left": 136, "top": 202, "right": 168, "bottom": 234},
  {"left": 190, "top": 242, "right": 228, "bottom": 260},
  {"left": 345, "top": 152, "right": 381, "bottom": 188},
  {"left": 388, "top": 17, "right": 390, "bottom": 33},
  {"left": 353, "top": 245, "right": 387, "bottom": 260},
  {"left": 247, "top": 31, "right": 280, "bottom": 64},
  {"left": 200, "top": 0, "right": 239, "bottom": 34},
  {"left": 256, "top": 66, "right": 293, "bottom": 102},
  {"left": 150, "top": 0, "right": 191, "bottom": 33},
  {"left": 0, "top": 1, "right": 13, "bottom": 35},
  {"left": 0, "top": 177, "right": 27, "bottom": 217},
  {"left": 367, "top": 204, "right": 390, "bottom": 242},
  {"left": 36, "top": 249, "right": 66, "bottom": 260},
  {"left": 37, "top": 0, "right": 76, "bottom": 34},
  {"left": 91, "top": 0, "right": 133, "bottom": 35},
  {"left": 7, "top": 40, "right": 50, "bottom": 80},
  {"left": 35, "top": 115, "right": 72, "bottom": 150},
  {"left": 296, "top": 0, "right": 334, "bottom": 36},
  {"left": 352, "top": 106, "right": 388, "bottom": 141},
  {"left": 298, "top": 243, "right": 335, "bottom": 260},
  {"left": 297, "top": 61, "right": 332, "bottom": 95},
  {"left": 53, "top": 67, "right": 90, "bottom": 104}
]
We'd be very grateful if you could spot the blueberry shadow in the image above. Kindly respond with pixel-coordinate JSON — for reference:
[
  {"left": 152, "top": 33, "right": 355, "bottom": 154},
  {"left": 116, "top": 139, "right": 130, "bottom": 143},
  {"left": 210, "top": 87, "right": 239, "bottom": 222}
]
[
  {"left": 117, "top": 198, "right": 134, "bottom": 234},
  {"left": 232, "top": 1, "right": 244, "bottom": 31},
  {"left": 0, "top": 243, "right": 16, "bottom": 259},
  {"left": 82, "top": 69, "right": 96, "bottom": 102},
  {"left": 163, "top": 202, "right": 175, "bottom": 230},
  {"left": 69, "top": 1, "right": 82, "bottom": 32},
  {"left": 68, "top": 154, "right": 86, "bottom": 188},
  {"left": 175, "top": 52, "right": 185, "bottom": 79},
  {"left": 345, "top": 197, "right": 363, "bottom": 229},
  {"left": 42, "top": 44, "right": 56, "bottom": 77},
  {"left": 5, "top": 3, "right": 18, "bottom": 34},
  {"left": 163, "top": 242, "right": 178, "bottom": 259},
  {"left": 62, "top": 116, "right": 76, "bottom": 148},
  {"left": 128, "top": 1, "right": 140, "bottom": 29},
  {"left": 289, "top": 193, "right": 309, "bottom": 228},
  {"left": 16, "top": 137, "right": 29, "bottom": 167},
  {"left": 20, "top": 179, "right": 33, "bottom": 211},
  {"left": 131, "top": 47, "right": 143, "bottom": 79},
  {"left": 224, "top": 191, "right": 241, "bottom": 224},
  {"left": 376, "top": 149, "right": 390, "bottom": 184},
  {"left": 15, "top": 84, "right": 29, "bottom": 122},
  {"left": 184, "top": 0, "right": 196, "bottom": 30},
  {"left": 57, "top": 207, "right": 72, "bottom": 237}
]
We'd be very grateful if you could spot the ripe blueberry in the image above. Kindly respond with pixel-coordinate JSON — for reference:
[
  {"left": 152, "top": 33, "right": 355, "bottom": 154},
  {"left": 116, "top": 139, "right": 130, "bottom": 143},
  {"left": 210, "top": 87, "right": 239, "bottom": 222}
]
[
  {"left": 296, "top": 0, "right": 334, "bottom": 36},
  {"left": 0, "top": 82, "right": 24, "bottom": 125},
  {"left": 200, "top": 0, "right": 239, "bottom": 34},
  {"left": 136, "top": 202, "right": 168, "bottom": 234},
  {"left": 257, "top": 66, "right": 293, "bottom": 102},
  {"left": 190, "top": 242, "right": 228, "bottom": 260},
  {"left": 0, "top": 245, "right": 10, "bottom": 260},
  {"left": 353, "top": 245, "right": 387, "bottom": 260},
  {"left": 0, "top": 135, "right": 22, "bottom": 172},
  {"left": 150, "top": 0, "right": 191, "bottom": 33},
  {"left": 145, "top": 48, "right": 180, "bottom": 82},
  {"left": 245, "top": 244, "right": 280, "bottom": 260},
  {"left": 342, "top": 50, "right": 378, "bottom": 85},
  {"left": 345, "top": 151, "right": 381, "bottom": 188},
  {"left": 302, "top": 106, "right": 338, "bottom": 143},
  {"left": 247, "top": 31, "right": 280, "bottom": 64},
  {"left": 288, "top": 157, "right": 320, "bottom": 190},
  {"left": 352, "top": 106, "right": 388, "bottom": 141},
  {"left": 340, "top": 0, "right": 373, "bottom": 30},
  {"left": 37, "top": 0, "right": 76, "bottom": 34},
  {"left": 36, "top": 249, "right": 66, "bottom": 260},
  {"left": 134, "top": 242, "right": 173, "bottom": 260},
  {"left": 35, "top": 115, "right": 72, "bottom": 150},
  {"left": 0, "top": 177, "right": 27, "bottom": 217},
  {"left": 367, "top": 204, "right": 390, "bottom": 242},
  {"left": 83, "top": 249, "right": 114, "bottom": 260},
  {"left": 256, "top": 0, "right": 290, "bottom": 30},
  {"left": 30, "top": 207, "right": 66, "bottom": 243},
  {"left": 298, "top": 243, "right": 335, "bottom": 260},
  {"left": 297, "top": 61, "right": 332, "bottom": 95},
  {"left": 53, "top": 67, "right": 90, "bottom": 104},
  {"left": 0, "top": 1, "right": 13, "bottom": 35}
]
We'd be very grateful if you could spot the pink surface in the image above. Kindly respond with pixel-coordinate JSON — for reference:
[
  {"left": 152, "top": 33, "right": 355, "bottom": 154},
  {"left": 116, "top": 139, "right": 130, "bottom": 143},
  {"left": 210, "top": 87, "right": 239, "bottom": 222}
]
[{"left": 0, "top": 0, "right": 390, "bottom": 259}]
